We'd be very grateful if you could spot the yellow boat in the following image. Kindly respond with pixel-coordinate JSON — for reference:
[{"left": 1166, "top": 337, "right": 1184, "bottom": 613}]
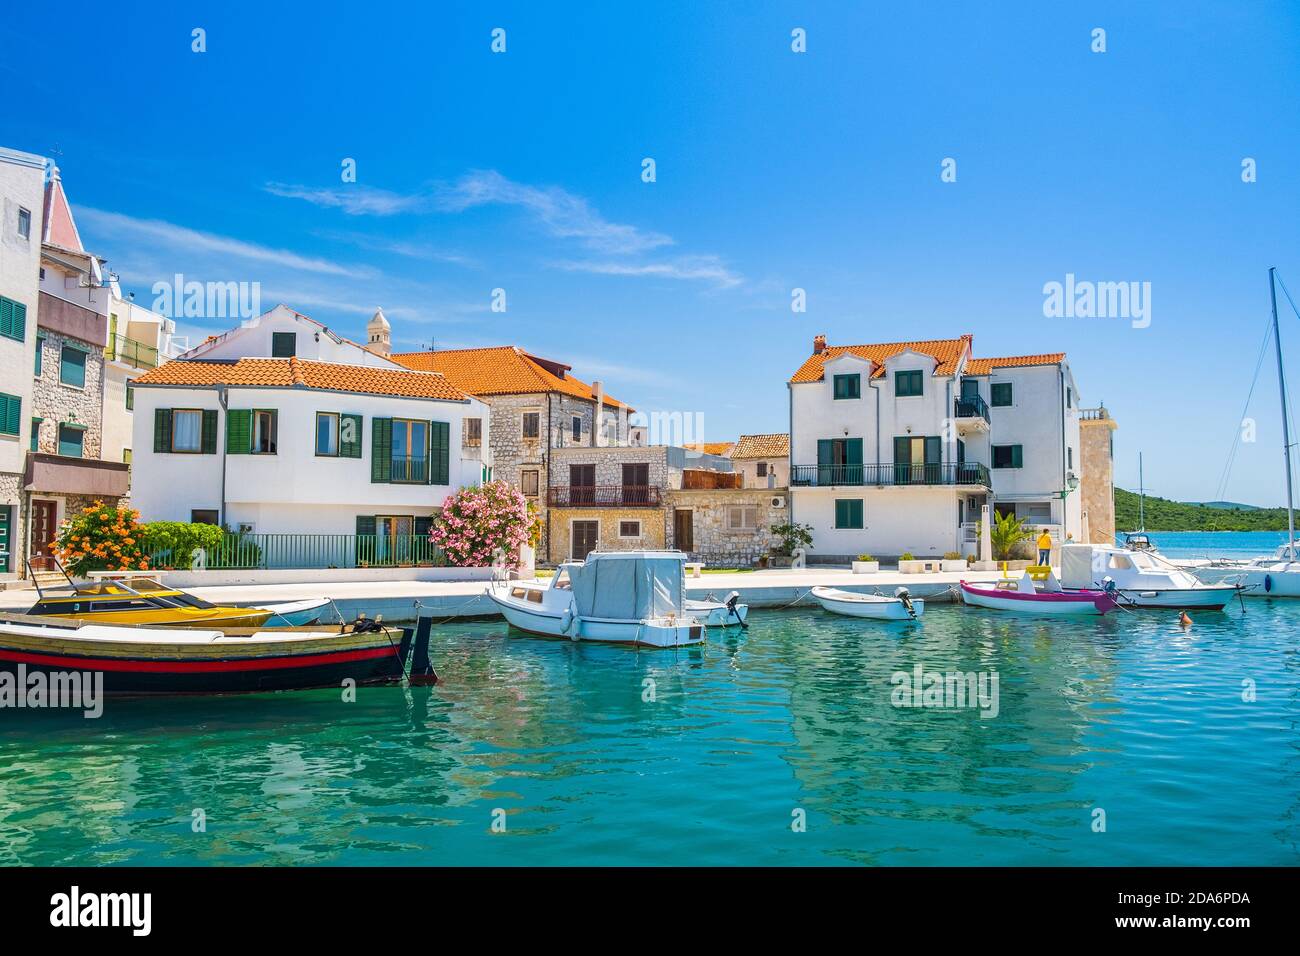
[{"left": 26, "top": 570, "right": 331, "bottom": 628}]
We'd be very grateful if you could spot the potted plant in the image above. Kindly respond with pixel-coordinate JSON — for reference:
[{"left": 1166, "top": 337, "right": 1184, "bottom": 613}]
[
  {"left": 768, "top": 522, "right": 813, "bottom": 569},
  {"left": 897, "top": 551, "right": 925, "bottom": 573},
  {"left": 852, "top": 553, "right": 879, "bottom": 573},
  {"left": 941, "top": 550, "right": 966, "bottom": 572}
]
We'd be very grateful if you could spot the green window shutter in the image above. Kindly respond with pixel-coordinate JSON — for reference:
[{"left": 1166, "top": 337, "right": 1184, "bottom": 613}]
[
  {"left": 990, "top": 382, "right": 1013, "bottom": 407},
  {"left": 201, "top": 409, "right": 218, "bottom": 454},
  {"left": 371, "top": 418, "right": 392, "bottom": 482},
  {"left": 846, "top": 438, "right": 863, "bottom": 464},
  {"left": 271, "top": 331, "right": 296, "bottom": 357},
  {"left": 355, "top": 515, "right": 377, "bottom": 566},
  {"left": 340, "top": 413, "right": 363, "bottom": 458},
  {"left": 430, "top": 421, "right": 450, "bottom": 485},
  {"left": 835, "top": 499, "right": 863, "bottom": 529},
  {"left": 835, "top": 499, "right": 847, "bottom": 528},
  {"left": 226, "top": 409, "right": 251, "bottom": 454},
  {"left": 833, "top": 374, "right": 860, "bottom": 399},
  {"left": 154, "top": 408, "right": 172, "bottom": 452},
  {"left": 0, "top": 393, "right": 20, "bottom": 436},
  {"left": 851, "top": 500, "right": 863, "bottom": 528},
  {"left": 34, "top": 336, "right": 43, "bottom": 375},
  {"left": 356, "top": 515, "right": 376, "bottom": 536},
  {"left": 0, "top": 297, "right": 26, "bottom": 341},
  {"left": 1011, "top": 444, "right": 1023, "bottom": 468},
  {"left": 60, "top": 346, "right": 87, "bottom": 388}
]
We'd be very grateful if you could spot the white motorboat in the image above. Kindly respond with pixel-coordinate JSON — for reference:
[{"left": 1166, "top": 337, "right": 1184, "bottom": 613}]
[
  {"left": 1061, "top": 543, "right": 1244, "bottom": 610},
  {"left": 487, "top": 551, "right": 706, "bottom": 648},
  {"left": 960, "top": 575, "right": 1118, "bottom": 616},
  {"left": 812, "top": 586, "right": 923, "bottom": 621},
  {"left": 684, "top": 592, "right": 749, "bottom": 627},
  {"left": 260, "top": 596, "right": 333, "bottom": 626}
]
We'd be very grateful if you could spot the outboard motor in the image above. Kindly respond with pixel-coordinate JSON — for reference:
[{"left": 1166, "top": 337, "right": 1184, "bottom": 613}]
[
  {"left": 723, "top": 590, "right": 748, "bottom": 629},
  {"left": 895, "top": 586, "right": 917, "bottom": 620}
]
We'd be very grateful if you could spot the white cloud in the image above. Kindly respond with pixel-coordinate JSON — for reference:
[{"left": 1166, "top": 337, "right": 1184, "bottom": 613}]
[
  {"left": 76, "top": 207, "right": 367, "bottom": 278},
  {"left": 263, "top": 182, "right": 425, "bottom": 216},
  {"left": 553, "top": 255, "right": 742, "bottom": 288}
]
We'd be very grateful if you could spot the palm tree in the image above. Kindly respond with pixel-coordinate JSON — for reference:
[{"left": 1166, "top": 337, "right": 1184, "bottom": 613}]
[{"left": 976, "top": 511, "right": 1033, "bottom": 561}]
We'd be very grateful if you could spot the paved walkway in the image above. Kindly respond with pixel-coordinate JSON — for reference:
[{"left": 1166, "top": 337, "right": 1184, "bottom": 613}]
[{"left": 0, "top": 567, "right": 1008, "bottom": 622}]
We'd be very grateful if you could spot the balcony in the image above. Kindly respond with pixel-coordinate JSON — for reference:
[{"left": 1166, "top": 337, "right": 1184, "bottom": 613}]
[
  {"left": 953, "top": 393, "right": 990, "bottom": 428},
  {"left": 790, "top": 462, "right": 991, "bottom": 488},
  {"left": 548, "top": 484, "right": 662, "bottom": 507},
  {"left": 391, "top": 455, "right": 428, "bottom": 483},
  {"left": 104, "top": 333, "right": 161, "bottom": 370}
]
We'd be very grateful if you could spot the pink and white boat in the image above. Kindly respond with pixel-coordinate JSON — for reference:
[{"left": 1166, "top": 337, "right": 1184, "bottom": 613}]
[{"left": 959, "top": 578, "right": 1118, "bottom": 616}]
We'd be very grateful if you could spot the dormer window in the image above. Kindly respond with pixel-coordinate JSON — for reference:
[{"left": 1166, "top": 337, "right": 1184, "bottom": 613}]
[
  {"left": 895, "top": 370, "right": 924, "bottom": 397},
  {"left": 272, "top": 331, "right": 296, "bottom": 357},
  {"left": 832, "top": 373, "right": 861, "bottom": 400}
]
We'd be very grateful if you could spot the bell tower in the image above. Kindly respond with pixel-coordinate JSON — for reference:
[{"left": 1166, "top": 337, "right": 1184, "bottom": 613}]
[{"left": 366, "top": 307, "right": 391, "bottom": 357}]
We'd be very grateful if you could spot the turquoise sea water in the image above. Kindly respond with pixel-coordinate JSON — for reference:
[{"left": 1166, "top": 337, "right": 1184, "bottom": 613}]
[
  {"left": 3, "top": 598, "right": 1298, "bottom": 866},
  {"left": 1143, "top": 530, "right": 1292, "bottom": 559}
]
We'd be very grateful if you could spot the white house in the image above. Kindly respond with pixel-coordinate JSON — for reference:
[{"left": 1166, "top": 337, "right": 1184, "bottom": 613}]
[
  {"left": 129, "top": 313, "right": 492, "bottom": 550},
  {"left": 178, "top": 303, "right": 399, "bottom": 369},
  {"left": 788, "top": 334, "right": 1082, "bottom": 560}
]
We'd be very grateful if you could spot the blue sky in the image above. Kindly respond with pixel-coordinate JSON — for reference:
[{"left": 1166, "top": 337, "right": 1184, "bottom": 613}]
[{"left": 3, "top": 1, "right": 1299, "bottom": 505}]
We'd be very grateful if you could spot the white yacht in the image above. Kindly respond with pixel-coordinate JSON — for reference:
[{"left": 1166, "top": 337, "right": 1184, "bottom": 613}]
[
  {"left": 488, "top": 551, "right": 707, "bottom": 648},
  {"left": 1061, "top": 543, "right": 1243, "bottom": 609}
]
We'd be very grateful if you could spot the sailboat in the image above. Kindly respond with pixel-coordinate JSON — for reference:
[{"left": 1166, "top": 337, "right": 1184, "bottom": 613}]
[
  {"left": 1194, "top": 268, "right": 1300, "bottom": 596},
  {"left": 1119, "top": 453, "right": 1161, "bottom": 553}
]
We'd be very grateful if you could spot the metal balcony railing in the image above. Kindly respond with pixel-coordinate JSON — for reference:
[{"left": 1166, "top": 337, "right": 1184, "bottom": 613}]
[
  {"left": 147, "top": 533, "right": 445, "bottom": 571},
  {"left": 547, "top": 484, "right": 662, "bottom": 507},
  {"left": 954, "top": 393, "right": 990, "bottom": 421},
  {"left": 790, "top": 462, "right": 991, "bottom": 488},
  {"left": 391, "top": 456, "right": 428, "bottom": 483},
  {"left": 104, "top": 334, "right": 161, "bottom": 369}
]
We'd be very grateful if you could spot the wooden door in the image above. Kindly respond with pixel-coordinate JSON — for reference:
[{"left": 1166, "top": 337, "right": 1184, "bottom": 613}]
[
  {"left": 673, "top": 509, "right": 694, "bottom": 553},
  {"left": 622, "top": 462, "right": 649, "bottom": 503},
  {"left": 570, "top": 464, "right": 595, "bottom": 505},
  {"left": 572, "top": 521, "right": 599, "bottom": 561},
  {"left": 30, "top": 500, "right": 58, "bottom": 571}
]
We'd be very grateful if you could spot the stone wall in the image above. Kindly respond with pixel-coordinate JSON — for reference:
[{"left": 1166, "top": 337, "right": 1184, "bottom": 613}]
[
  {"left": 549, "top": 506, "right": 667, "bottom": 561},
  {"left": 32, "top": 327, "right": 105, "bottom": 458},
  {"left": 1079, "top": 413, "right": 1117, "bottom": 544},
  {"left": 665, "top": 487, "right": 786, "bottom": 567}
]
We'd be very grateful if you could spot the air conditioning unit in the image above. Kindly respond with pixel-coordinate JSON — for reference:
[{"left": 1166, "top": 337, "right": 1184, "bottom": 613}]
[{"left": 771, "top": 496, "right": 787, "bottom": 509}]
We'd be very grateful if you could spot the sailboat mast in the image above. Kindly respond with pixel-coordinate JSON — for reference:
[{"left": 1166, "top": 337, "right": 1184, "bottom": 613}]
[
  {"left": 1269, "top": 267, "right": 1297, "bottom": 559},
  {"left": 1138, "top": 452, "right": 1145, "bottom": 531}
]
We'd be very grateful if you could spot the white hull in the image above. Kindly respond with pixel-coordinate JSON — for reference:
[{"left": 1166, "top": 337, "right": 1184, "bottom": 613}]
[
  {"left": 259, "top": 597, "right": 331, "bottom": 626},
  {"left": 1193, "top": 564, "right": 1300, "bottom": 597},
  {"left": 684, "top": 599, "right": 749, "bottom": 626},
  {"left": 960, "top": 583, "right": 1112, "bottom": 616},
  {"left": 1110, "top": 586, "right": 1239, "bottom": 609},
  {"left": 811, "top": 587, "right": 923, "bottom": 620},
  {"left": 488, "top": 591, "right": 704, "bottom": 648}
]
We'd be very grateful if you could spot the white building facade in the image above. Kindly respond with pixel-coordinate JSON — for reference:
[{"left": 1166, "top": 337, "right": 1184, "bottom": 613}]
[{"left": 788, "top": 334, "right": 1082, "bottom": 561}]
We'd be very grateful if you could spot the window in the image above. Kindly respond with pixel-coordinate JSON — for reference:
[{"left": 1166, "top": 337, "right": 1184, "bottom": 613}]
[
  {"left": 834, "top": 499, "right": 864, "bottom": 529},
  {"left": 466, "top": 417, "right": 482, "bottom": 444},
  {"left": 58, "top": 423, "right": 85, "bottom": 458},
  {"left": 123, "top": 449, "right": 131, "bottom": 464},
  {"left": 990, "top": 382, "right": 1013, "bottom": 407},
  {"left": 252, "top": 410, "right": 277, "bottom": 454},
  {"left": 60, "top": 345, "right": 86, "bottom": 388},
  {"left": 992, "top": 444, "right": 1024, "bottom": 469},
  {"left": 833, "top": 373, "right": 861, "bottom": 400},
  {"left": 271, "top": 331, "right": 296, "bottom": 357},
  {"left": 125, "top": 382, "right": 135, "bottom": 410},
  {"left": 619, "top": 520, "right": 642, "bottom": 538},
  {"left": 316, "top": 412, "right": 339, "bottom": 456},
  {"left": 0, "top": 392, "right": 19, "bottom": 436},
  {"left": 756, "top": 462, "right": 768, "bottom": 477},
  {"left": 172, "top": 409, "right": 203, "bottom": 452},
  {"left": 572, "top": 415, "right": 582, "bottom": 441},
  {"left": 522, "top": 411, "right": 540, "bottom": 439},
  {"left": 1, "top": 295, "right": 28, "bottom": 342},
  {"left": 726, "top": 505, "right": 759, "bottom": 530},
  {"left": 520, "top": 469, "right": 540, "bottom": 496},
  {"left": 191, "top": 509, "right": 219, "bottom": 525},
  {"left": 17, "top": 207, "right": 31, "bottom": 239},
  {"left": 1066, "top": 387, "right": 1073, "bottom": 409},
  {"left": 34, "top": 336, "right": 43, "bottom": 376},
  {"left": 391, "top": 418, "right": 429, "bottom": 482},
  {"left": 1068, "top": 446, "right": 1073, "bottom": 470},
  {"left": 895, "top": 369, "right": 924, "bottom": 397},
  {"left": 30, "top": 418, "right": 41, "bottom": 451}
]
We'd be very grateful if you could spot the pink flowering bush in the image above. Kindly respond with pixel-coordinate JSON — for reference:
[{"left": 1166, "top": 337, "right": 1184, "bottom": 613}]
[{"left": 430, "top": 480, "right": 541, "bottom": 569}]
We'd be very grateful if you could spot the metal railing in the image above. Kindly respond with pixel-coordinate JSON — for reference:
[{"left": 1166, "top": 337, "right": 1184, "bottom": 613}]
[
  {"left": 391, "top": 456, "right": 428, "bottom": 483},
  {"left": 790, "top": 462, "right": 991, "bottom": 488},
  {"left": 547, "top": 484, "right": 662, "bottom": 507},
  {"left": 954, "top": 394, "right": 990, "bottom": 421},
  {"left": 147, "top": 533, "right": 445, "bottom": 570},
  {"left": 104, "top": 333, "right": 161, "bottom": 370}
]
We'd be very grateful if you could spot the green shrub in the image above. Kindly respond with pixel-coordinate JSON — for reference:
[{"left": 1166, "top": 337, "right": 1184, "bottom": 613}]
[
  {"left": 943, "top": 551, "right": 961, "bottom": 560},
  {"left": 899, "top": 552, "right": 915, "bottom": 561},
  {"left": 138, "top": 521, "right": 225, "bottom": 569},
  {"left": 856, "top": 554, "right": 875, "bottom": 562}
]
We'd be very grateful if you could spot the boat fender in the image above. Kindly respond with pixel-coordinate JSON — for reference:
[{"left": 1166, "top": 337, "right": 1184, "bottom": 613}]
[
  {"left": 563, "top": 600, "right": 581, "bottom": 641},
  {"left": 1265, "top": 574, "right": 1273, "bottom": 593}
]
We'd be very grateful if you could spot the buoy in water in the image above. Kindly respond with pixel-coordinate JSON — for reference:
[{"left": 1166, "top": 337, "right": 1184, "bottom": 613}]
[{"left": 1178, "top": 611, "right": 1193, "bottom": 627}]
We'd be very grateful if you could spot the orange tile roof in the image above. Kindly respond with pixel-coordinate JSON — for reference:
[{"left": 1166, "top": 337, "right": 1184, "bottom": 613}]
[
  {"left": 730, "top": 433, "right": 789, "bottom": 459},
  {"left": 391, "top": 345, "right": 631, "bottom": 410},
  {"left": 789, "top": 336, "right": 972, "bottom": 383},
  {"left": 131, "top": 357, "right": 470, "bottom": 401},
  {"left": 684, "top": 442, "right": 735, "bottom": 456},
  {"left": 964, "top": 353, "right": 1065, "bottom": 375}
]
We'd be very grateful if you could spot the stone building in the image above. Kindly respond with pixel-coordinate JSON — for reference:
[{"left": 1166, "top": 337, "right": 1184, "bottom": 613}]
[
  {"left": 390, "top": 345, "right": 635, "bottom": 563},
  {"left": 728, "top": 433, "right": 790, "bottom": 488},
  {"left": 665, "top": 486, "right": 786, "bottom": 567},
  {"left": 1078, "top": 405, "right": 1118, "bottom": 543}
]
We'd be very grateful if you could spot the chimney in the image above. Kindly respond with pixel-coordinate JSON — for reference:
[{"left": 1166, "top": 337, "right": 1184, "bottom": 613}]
[
  {"left": 591, "top": 381, "right": 603, "bottom": 446},
  {"left": 813, "top": 334, "right": 827, "bottom": 354}
]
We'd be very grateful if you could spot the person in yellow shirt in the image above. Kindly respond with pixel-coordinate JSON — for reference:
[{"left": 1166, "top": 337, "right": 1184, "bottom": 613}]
[{"left": 1036, "top": 530, "right": 1053, "bottom": 566}]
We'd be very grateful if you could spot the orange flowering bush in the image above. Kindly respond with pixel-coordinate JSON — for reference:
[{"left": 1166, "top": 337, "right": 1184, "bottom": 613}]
[{"left": 51, "top": 502, "right": 149, "bottom": 576}]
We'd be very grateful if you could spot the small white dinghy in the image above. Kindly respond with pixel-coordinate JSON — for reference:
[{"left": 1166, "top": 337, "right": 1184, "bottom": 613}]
[
  {"left": 811, "top": 586, "right": 923, "bottom": 621},
  {"left": 685, "top": 591, "right": 749, "bottom": 627}
]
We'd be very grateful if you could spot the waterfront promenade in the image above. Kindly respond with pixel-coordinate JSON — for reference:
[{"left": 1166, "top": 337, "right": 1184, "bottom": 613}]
[{"left": 0, "top": 568, "right": 1007, "bottom": 622}]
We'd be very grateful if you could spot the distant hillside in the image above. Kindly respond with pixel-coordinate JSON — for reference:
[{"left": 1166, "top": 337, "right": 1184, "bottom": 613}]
[
  {"left": 1115, "top": 488, "right": 1290, "bottom": 531},
  {"left": 1189, "top": 500, "right": 1262, "bottom": 511}
]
